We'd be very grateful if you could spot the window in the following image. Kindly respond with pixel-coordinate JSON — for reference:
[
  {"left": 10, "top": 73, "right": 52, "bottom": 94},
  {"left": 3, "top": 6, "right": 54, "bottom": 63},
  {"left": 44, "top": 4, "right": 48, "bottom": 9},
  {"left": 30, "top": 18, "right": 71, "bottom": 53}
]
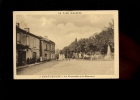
[
  {"left": 27, "top": 36, "right": 30, "bottom": 46},
  {"left": 45, "top": 54, "right": 47, "bottom": 57},
  {"left": 48, "top": 44, "right": 50, "bottom": 50},
  {"left": 17, "top": 33, "right": 21, "bottom": 42},
  {"left": 50, "top": 44, "right": 51, "bottom": 50},
  {"left": 46, "top": 44, "right": 47, "bottom": 50},
  {"left": 51, "top": 45, "right": 52, "bottom": 50},
  {"left": 33, "top": 38, "right": 36, "bottom": 47}
]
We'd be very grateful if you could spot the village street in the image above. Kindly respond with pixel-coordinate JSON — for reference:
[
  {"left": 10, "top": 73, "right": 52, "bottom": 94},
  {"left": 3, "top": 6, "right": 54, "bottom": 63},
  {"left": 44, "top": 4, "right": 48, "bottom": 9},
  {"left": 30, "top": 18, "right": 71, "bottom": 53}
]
[{"left": 17, "top": 59, "right": 114, "bottom": 75}]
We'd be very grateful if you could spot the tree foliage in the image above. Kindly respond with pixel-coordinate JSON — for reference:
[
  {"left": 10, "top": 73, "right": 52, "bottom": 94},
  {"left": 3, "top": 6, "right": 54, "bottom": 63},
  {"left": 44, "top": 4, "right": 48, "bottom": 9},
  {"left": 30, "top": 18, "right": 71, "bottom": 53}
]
[{"left": 62, "top": 20, "right": 114, "bottom": 54}]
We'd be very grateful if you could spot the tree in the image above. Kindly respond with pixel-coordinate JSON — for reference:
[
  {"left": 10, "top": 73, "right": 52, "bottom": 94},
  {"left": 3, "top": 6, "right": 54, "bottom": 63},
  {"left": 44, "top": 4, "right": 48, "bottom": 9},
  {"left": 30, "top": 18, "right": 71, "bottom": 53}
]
[
  {"left": 109, "top": 19, "right": 114, "bottom": 29},
  {"left": 62, "top": 21, "right": 114, "bottom": 55}
]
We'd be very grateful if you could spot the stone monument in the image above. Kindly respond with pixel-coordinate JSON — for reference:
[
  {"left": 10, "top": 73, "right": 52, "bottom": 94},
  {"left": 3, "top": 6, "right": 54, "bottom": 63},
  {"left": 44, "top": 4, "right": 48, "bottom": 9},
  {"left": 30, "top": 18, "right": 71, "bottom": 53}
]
[{"left": 104, "top": 44, "right": 112, "bottom": 59}]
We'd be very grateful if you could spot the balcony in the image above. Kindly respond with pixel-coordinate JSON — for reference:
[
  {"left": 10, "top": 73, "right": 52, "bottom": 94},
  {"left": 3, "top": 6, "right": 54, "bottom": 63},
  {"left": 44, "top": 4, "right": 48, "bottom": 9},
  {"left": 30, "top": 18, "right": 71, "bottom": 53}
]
[{"left": 17, "top": 44, "right": 31, "bottom": 51}]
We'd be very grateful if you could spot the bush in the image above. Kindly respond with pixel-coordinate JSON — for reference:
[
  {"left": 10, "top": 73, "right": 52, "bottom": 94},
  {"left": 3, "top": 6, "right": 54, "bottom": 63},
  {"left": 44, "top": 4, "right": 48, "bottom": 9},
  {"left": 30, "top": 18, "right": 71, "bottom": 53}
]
[
  {"left": 37, "top": 58, "right": 40, "bottom": 62},
  {"left": 84, "top": 57, "right": 90, "bottom": 60}
]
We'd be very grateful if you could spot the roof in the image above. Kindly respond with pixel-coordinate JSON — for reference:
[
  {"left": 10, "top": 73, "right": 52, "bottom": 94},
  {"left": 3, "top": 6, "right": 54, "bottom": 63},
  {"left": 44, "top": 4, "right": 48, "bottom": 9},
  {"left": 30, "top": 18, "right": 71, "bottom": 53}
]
[
  {"left": 41, "top": 37, "right": 55, "bottom": 44},
  {"left": 16, "top": 26, "right": 40, "bottom": 39},
  {"left": 49, "top": 40, "right": 55, "bottom": 45},
  {"left": 16, "top": 26, "right": 55, "bottom": 44},
  {"left": 40, "top": 37, "right": 50, "bottom": 43}
]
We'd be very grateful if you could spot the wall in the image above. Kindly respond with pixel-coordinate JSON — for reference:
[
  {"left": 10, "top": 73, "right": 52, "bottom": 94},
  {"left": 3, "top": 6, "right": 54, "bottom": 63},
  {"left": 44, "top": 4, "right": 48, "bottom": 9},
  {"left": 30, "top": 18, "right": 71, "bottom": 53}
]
[
  {"left": 17, "top": 30, "right": 40, "bottom": 60},
  {"left": 17, "top": 31, "right": 40, "bottom": 50},
  {"left": 40, "top": 41, "right": 46, "bottom": 61},
  {"left": 49, "top": 43, "right": 55, "bottom": 59},
  {"left": 47, "top": 43, "right": 50, "bottom": 51},
  {"left": 17, "top": 28, "right": 55, "bottom": 61},
  {"left": 41, "top": 41, "right": 52, "bottom": 60},
  {"left": 18, "top": 32, "right": 27, "bottom": 45},
  {"left": 47, "top": 51, "right": 51, "bottom": 60},
  {"left": 33, "top": 49, "right": 40, "bottom": 59},
  {"left": 28, "top": 36, "right": 40, "bottom": 49}
]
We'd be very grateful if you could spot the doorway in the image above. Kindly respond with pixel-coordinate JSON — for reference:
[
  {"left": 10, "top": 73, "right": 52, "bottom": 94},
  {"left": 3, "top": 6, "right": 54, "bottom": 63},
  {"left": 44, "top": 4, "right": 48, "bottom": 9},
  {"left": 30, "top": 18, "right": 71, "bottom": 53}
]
[
  {"left": 18, "top": 51, "right": 26, "bottom": 66},
  {"left": 33, "top": 52, "right": 37, "bottom": 62}
]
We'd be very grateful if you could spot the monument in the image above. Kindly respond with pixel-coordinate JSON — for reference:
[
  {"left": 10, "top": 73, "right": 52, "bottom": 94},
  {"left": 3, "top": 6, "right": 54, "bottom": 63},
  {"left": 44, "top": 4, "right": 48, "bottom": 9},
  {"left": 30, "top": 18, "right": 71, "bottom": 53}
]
[{"left": 104, "top": 44, "right": 112, "bottom": 59}]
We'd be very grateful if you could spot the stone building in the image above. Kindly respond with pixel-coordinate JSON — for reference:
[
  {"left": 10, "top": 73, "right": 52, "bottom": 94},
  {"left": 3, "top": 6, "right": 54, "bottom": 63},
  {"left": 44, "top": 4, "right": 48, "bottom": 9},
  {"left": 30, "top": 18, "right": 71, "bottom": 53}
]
[
  {"left": 16, "top": 23, "right": 40, "bottom": 66},
  {"left": 40, "top": 37, "right": 55, "bottom": 61},
  {"left": 16, "top": 23, "right": 56, "bottom": 66}
]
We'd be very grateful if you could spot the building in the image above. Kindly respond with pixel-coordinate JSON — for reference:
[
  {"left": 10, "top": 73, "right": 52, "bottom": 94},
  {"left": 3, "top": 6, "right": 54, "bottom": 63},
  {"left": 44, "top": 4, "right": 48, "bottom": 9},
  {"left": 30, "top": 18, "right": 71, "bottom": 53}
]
[
  {"left": 40, "top": 37, "right": 55, "bottom": 61},
  {"left": 40, "top": 37, "right": 51, "bottom": 61},
  {"left": 16, "top": 23, "right": 56, "bottom": 66},
  {"left": 49, "top": 40, "right": 55, "bottom": 59},
  {"left": 16, "top": 23, "right": 40, "bottom": 66}
]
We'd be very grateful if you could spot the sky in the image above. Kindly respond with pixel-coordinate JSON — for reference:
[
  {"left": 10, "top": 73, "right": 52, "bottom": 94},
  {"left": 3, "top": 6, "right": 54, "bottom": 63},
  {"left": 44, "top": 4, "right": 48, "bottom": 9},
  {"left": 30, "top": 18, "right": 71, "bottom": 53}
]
[{"left": 16, "top": 14, "right": 113, "bottom": 50}]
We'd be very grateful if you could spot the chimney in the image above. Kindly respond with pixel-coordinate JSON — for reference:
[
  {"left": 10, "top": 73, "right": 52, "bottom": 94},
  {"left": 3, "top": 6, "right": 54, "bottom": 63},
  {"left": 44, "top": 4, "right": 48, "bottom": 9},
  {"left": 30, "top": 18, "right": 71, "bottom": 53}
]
[
  {"left": 44, "top": 36, "right": 48, "bottom": 39},
  {"left": 24, "top": 28, "right": 30, "bottom": 33},
  {"left": 16, "top": 23, "right": 20, "bottom": 27}
]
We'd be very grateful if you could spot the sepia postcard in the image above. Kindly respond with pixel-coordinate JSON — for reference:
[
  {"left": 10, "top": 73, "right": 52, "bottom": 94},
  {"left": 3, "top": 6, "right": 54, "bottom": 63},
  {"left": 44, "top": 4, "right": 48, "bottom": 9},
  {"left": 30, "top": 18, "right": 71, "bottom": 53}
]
[{"left": 13, "top": 10, "right": 119, "bottom": 79}]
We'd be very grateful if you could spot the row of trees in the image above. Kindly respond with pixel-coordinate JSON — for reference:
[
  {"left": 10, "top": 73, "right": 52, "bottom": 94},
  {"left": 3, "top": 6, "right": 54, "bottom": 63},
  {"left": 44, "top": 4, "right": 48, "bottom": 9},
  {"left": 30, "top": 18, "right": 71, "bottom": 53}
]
[{"left": 62, "top": 20, "right": 114, "bottom": 55}]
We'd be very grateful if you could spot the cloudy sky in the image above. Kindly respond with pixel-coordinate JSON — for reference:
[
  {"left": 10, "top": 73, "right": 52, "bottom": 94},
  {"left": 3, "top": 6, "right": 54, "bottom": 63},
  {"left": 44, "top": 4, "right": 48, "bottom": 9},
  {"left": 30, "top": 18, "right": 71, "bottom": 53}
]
[{"left": 16, "top": 14, "right": 113, "bottom": 50}]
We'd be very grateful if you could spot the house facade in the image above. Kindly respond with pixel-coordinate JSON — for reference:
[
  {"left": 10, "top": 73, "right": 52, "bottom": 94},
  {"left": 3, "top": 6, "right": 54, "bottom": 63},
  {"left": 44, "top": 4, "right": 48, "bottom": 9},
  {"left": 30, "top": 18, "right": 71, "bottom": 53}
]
[
  {"left": 16, "top": 23, "right": 40, "bottom": 66},
  {"left": 16, "top": 23, "right": 56, "bottom": 67},
  {"left": 40, "top": 37, "right": 55, "bottom": 61},
  {"left": 40, "top": 37, "right": 50, "bottom": 61},
  {"left": 50, "top": 40, "right": 55, "bottom": 59}
]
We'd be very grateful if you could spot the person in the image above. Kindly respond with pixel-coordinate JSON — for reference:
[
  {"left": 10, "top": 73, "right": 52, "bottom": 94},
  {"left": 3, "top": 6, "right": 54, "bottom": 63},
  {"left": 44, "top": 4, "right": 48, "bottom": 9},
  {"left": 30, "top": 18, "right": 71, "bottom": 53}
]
[
  {"left": 79, "top": 52, "right": 81, "bottom": 59},
  {"left": 59, "top": 53, "right": 61, "bottom": 60},
  {"left": 65, "top": 51, "right": 67, "bottom": 60},
  {"left": 56, "top": 54, "right": 59, "bottom": 61},
  {"left": 33, "top": 57, "right": 36, "bottom": 64},
  {"left": 29, "top": 58, "right": 31, "bottom": 64},
  {"left": 83, "top": 53, "right": 85, "bottom": 59},
  {"left": 90, "top": 53, "right": 94, "bottom": 60},
  {"left": 27, "top": 58, "right": 29, "bottom": 64},
  {"left": 81, "top": 53, "right": 83, "bottom": 59},
  {"left": 67, "top": 51, "right": 70, "bottom": 61},
  {"left": 70, "top": 51, "right": 73, "bottom": 59},
  {"left": 77, "top": 52, "right": 79, "bottom": 59},
  {"left": 75, "top": 52, "right": 77, "bottom": 59},
  {"left": 62, "top": 53, "right": 64, "bottom": 60},
  {"left": 72, "top": 52, "right": 75, "bottom": 59}
]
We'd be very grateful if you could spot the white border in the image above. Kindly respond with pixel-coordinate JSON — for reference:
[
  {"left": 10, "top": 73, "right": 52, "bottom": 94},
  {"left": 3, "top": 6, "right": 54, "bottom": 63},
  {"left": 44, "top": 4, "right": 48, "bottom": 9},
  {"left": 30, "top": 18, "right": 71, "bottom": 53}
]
[{"left": 13, "top": 10, "right": 119, "bottom": 79}]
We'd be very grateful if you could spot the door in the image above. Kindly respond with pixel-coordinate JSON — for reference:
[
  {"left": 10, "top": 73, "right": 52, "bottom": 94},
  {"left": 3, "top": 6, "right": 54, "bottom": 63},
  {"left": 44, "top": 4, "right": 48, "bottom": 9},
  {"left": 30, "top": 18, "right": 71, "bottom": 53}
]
[
  {"left": 33, "top": 52, "right": 37, "bottom": 62},
  {"left": 18, "top": 51, "right": 26, "bottom": 66}
]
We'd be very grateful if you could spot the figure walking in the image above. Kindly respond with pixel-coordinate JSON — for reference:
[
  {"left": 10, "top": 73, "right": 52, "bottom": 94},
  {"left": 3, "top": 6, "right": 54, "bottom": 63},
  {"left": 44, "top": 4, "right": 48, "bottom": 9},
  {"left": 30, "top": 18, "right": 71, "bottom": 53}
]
[
  {"left": 79, "top": 52, "right": 81, "bottom": 59},
  {"left": 65, "top": 51, "right": 67, "bottom": 60},
  {"left": 56, "top": 54, "right": 59, "bottom": 61}
]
